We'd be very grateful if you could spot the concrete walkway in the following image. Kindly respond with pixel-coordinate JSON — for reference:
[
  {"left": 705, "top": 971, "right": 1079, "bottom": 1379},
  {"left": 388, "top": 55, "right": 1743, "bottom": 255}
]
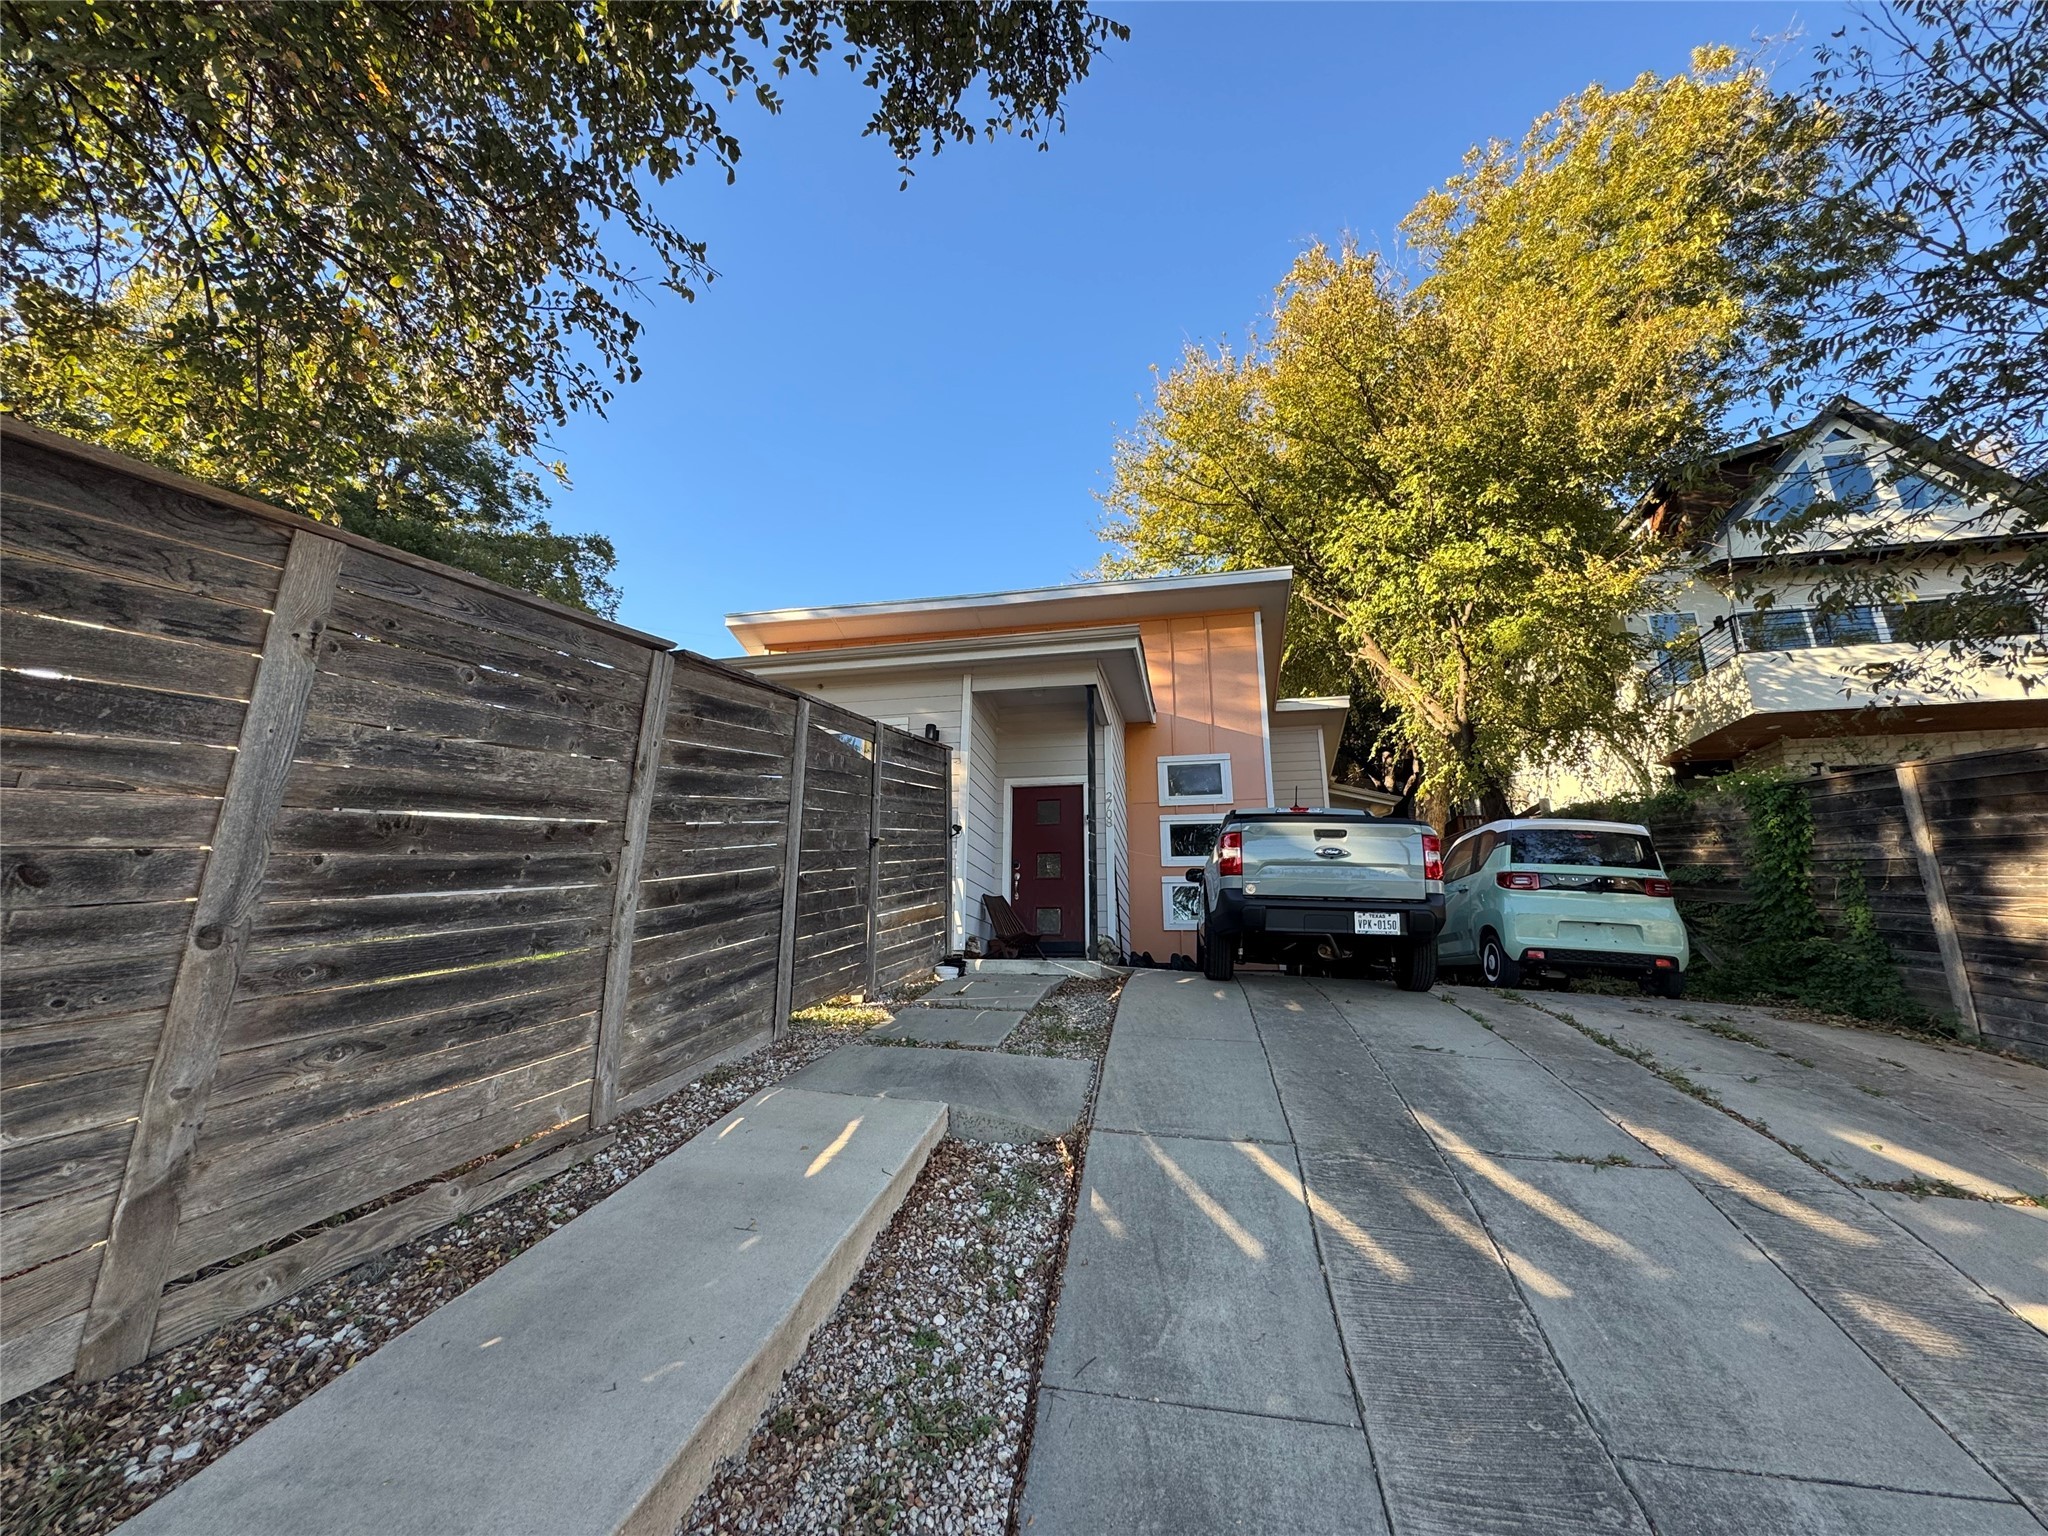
[
  {"left": 1019, "top": 972, "right": 2048, "bottom": 1535},
  {"left": 124, "top": 1087, "right": 946, "bottom": 1536}
]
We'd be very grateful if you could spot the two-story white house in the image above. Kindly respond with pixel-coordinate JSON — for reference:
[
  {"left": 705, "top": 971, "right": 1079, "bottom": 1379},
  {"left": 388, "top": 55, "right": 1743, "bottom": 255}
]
[{"left": 1629, "top": 400, "right": 2045, "bottom": 778}]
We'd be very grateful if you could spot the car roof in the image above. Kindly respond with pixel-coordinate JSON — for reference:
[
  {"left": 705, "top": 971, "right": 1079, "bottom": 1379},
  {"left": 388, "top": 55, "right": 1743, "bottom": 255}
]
[{"left": 1446, "top": 817, "right": 1654, "bottom": 850}]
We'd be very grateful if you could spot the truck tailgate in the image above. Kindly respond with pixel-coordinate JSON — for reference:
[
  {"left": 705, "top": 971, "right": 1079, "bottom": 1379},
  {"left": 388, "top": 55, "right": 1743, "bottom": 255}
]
[{"left": 1240, "top": 818, "right": 1427, "bottom": 901}]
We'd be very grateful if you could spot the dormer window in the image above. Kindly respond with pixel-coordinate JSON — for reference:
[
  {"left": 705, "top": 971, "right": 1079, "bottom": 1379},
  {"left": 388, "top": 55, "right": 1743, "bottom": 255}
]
[
  {"left": 1821, "top": 453, "right": 1877, "bottom": 511},
  {"left": 1752, "top": 467, "right": 1818, "bottom": 524}
]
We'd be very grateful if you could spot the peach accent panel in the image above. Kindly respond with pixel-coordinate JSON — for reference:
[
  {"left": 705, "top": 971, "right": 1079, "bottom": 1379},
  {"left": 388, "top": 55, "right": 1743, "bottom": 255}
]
[{"left": 1125, "top": 612, "right": 1267, "bottom": 962}]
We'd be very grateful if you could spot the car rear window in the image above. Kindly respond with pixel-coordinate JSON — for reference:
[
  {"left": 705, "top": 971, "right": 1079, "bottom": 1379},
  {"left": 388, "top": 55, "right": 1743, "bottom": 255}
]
[{"left": 1508, "top": 828, "right": 1659, "bottom": 869}]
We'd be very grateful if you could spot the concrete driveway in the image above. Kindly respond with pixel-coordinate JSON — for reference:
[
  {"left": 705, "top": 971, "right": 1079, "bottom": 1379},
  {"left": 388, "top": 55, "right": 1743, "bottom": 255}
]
[{"left": 1019, "top": 972, "right": 2048, "bottom": 1535}]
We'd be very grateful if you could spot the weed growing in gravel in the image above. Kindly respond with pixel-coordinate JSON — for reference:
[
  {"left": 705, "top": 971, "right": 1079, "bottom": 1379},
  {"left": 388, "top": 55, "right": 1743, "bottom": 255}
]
[{"left": 1701, "top": 1021, "right": 1770, "bottom": 1050}]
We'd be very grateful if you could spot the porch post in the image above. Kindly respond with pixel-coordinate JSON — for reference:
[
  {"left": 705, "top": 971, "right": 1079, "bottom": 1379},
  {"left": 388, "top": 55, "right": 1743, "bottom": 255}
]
[{"left": 1085, "top": 683, "right": 1099, "bottom": 959}]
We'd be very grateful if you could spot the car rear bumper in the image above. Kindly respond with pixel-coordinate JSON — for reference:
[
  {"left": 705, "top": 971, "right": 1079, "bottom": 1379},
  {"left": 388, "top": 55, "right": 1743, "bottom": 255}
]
[
  {"left": 1515, "top": 946, "right": 1684, "bottom": 977},
  {"left": 1209, "top": 890, "right": 1444, "bottom": 941}
]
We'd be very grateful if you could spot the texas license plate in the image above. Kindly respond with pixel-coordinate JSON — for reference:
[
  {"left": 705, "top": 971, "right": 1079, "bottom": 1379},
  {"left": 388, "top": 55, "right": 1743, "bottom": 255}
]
[{"left": 1353, "top": 911, "right": 1402, "bottom": 936}]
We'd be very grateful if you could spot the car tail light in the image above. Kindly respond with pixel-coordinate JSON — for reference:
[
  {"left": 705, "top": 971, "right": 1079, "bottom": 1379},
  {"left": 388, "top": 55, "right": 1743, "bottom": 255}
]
[
  {"left": 1497, "top": 871, "right": 1541, "bottom": 890},
  {"left": 1523, "top": 949, "right": 1546, "bottom": 962},
  {"left": 1421, "top": 833, "right": 1442, "bottom": 882},
  {"left": 1645, "top": 878, "right": 1673, "bottom": 898},
  {"left": 1217, "top": 829, "right": 1243, "bottom": 877},
  {"left": 1654, "top": 956, "right": 1676, "bottom": 969}
]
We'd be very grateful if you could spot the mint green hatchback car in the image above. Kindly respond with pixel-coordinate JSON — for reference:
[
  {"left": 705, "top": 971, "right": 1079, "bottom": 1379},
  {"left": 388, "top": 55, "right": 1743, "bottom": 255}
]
[{"left": 1439, "top": 819, "right": 1690, "bottom": 996}]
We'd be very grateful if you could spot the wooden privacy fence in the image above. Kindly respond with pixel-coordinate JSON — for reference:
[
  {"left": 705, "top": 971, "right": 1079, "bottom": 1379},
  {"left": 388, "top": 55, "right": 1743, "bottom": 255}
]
[
  {"left": 0, "top": 421, "right": 950, "bottom": 1400},
  {"left": 1641, "top": 747, "right": 2046, "bottom": 1062}
]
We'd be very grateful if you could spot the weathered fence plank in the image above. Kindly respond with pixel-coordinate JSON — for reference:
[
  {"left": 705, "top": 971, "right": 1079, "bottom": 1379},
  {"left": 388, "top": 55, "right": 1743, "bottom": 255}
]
[
  {"left": 0, "top": 423, "right": 952, "bottom": 1401},
  {"left": 76, "top": 531, "right": 344, "bottom": 1379},
  {"left": 592, "top": 650, "right": 674, "bottom": 1127}
]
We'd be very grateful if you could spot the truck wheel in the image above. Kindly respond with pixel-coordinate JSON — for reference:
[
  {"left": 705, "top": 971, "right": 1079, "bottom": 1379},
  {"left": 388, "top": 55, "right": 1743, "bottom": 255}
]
[
  {"left": 1202, "top": 928, "right": 1235, "bottom": 982},
  {"left": 1394, "top": 939, "right": 1438, "bottom": 992},
  {"left": 1479, "top": 931, "right": 1521, "bottom": 988}
]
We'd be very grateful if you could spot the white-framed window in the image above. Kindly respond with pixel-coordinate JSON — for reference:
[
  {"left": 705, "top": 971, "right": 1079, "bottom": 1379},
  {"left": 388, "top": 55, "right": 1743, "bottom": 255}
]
[
  {"left": 1157, "top": 753, "right": 1232, "bottom": 806},
  {"left": 1159, "top": 814, "right": 1224, "bottom": 866},
  {"left": 1162, "top": 875, "right": 1203, "bottom": 930}
]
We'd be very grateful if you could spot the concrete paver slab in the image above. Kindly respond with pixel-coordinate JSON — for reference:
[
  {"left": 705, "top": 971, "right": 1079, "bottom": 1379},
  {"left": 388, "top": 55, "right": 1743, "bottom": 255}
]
[
  {"left": 1018, "top": 1388, "right": 1386, "bottom": 1536},
  {"left": 1691, "top": 1175, "right": 2048, "bottom": 1518},
  {"left": 1373, "top": 1048, "right": 1657, "bottom": 1165},
  {"left": 1622, "top": 1462, "right": 2045, "bottom": 1536},
  {"left": 1317, "top": 978, "right": 1529, "bottom": 1060},
  {"left": 1298, "top": 1149, "right": 1652, "bottom": 1535},
  {"left": 1871, "top": 1191, "right": 2048, "bottom": 1333},
  {"left": 1555, "top": 994, "right": 2047, "bottom": 1197},
  {"left": 1247, "top": 997, "right": 1446, "bottom": 1166},
  {"left": 786, "top": 1044, "right": 1091, "bottom": 1142},
  {"left": 870, "top": 1005, "right": 1025, "bottom": 1047},
  {"left": 921, "top": 975, "right": 1057, "bottom": 1009},
  {"left": 121, "top": 1088, "right": 946, "bottom": 1536},
  {"left": 1462, "top": 1160, "right": 2006, "bottom": 1498},
  {"left": 1113, "top": 970, "right": 1261, "bottom": 1041},
  {"left": 1042, "top": 1130, "right": 1358, "bottom": 1425},
  {"left": 1094, "top": 1035, "right": 1291, "bottom": 1144}
]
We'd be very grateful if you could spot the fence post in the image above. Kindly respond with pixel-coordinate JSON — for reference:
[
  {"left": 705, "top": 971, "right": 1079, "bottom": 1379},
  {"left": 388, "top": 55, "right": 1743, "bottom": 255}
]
[
  {"left": 590, "top": 650, "right": 674, "bottom": 1127},
  {"left": 1896, "top": 761, "right": 1982, "bottom": 1043},
  {"left": 772, "top": 700, "right": 812, "bottom": 1037},
  {"left": 77, "top": 531, "right": 343, "bottom": 1379},
  {"left": 866, "top": 731, "right": 885, "bottom": 1000}
]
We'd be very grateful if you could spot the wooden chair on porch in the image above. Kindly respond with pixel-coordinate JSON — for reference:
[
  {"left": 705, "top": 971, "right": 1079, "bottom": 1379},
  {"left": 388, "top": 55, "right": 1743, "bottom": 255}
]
[{"left": 981, "top": 894, "right": 1048, "bottom": 959}]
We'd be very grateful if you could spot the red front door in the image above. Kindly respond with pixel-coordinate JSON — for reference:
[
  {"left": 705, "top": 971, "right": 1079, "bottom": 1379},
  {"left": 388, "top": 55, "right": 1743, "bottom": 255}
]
[{"left": 1011, "top": 785, "right": 1085, "bottom": 953}]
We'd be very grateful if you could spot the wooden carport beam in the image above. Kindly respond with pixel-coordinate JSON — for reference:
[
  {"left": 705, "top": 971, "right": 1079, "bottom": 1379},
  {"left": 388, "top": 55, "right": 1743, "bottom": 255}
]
[
  {"left": 77, "top": 531, "right": 343, "bottom": 1379},
  {"left": 1895, "top": 760, "right": 1982, "bottom": 1043}
]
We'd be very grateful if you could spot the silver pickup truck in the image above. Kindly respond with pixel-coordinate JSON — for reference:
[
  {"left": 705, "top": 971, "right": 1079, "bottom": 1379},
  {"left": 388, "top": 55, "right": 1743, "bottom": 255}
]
[{"left": 1186, "top": 808, "right": 1444, "bottom": 988}]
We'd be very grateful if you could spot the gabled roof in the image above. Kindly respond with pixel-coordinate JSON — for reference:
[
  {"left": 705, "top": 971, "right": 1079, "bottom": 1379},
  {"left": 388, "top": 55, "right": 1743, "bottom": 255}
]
[{"left": 1638, "top": 398, "right": 2040, "bottom": 553}]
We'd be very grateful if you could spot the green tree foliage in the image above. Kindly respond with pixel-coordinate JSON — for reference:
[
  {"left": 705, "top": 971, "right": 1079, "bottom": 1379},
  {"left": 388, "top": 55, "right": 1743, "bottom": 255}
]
[
  {"left": 1103, "top": 52, "right": 1837, "bottom": 812},
  {"left": 1757, "top": 0, "right": 2047, "bottom": 672},
  {"left": 2, "top": 1, "right": 1123, "bottom": 607}
]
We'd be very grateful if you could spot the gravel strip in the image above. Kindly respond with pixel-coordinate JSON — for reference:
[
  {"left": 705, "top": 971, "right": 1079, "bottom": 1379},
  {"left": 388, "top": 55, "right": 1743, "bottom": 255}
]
[
  {"left": 680, "top": 976, "right": 1121, "bottom": 1536},
  {"left": 1001, "top": 978, "right": 1119, "bottom": 1060},
  {"left": 0, "top": 1012, "right": 889, "bottom": 1536}
]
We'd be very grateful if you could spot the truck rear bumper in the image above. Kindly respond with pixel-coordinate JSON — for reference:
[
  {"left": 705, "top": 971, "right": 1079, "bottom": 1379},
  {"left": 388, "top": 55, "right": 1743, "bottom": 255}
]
[{"left": 1209, "top": 890, "right": 1444, "bottom": 941}]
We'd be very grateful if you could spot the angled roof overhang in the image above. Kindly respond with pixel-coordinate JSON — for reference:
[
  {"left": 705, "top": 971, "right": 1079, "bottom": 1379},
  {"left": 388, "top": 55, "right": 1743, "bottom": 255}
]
[{"left": 721, "top": 624, "right": 1158, "bottom": 724}]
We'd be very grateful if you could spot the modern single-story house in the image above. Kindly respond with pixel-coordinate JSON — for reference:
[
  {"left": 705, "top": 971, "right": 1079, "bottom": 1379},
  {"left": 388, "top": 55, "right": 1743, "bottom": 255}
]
[
  {"left": 1638, "top": 400, "right": 2046, "bottom": 777},
  {"left": 724, "top": 568, "right": 1384, "bottom": 963}
]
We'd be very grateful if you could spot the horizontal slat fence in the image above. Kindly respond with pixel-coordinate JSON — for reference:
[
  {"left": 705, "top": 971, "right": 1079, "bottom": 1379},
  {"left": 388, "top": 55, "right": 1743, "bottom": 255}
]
[
  {"left": 0, "top": 423, "right": 951, "bottom": 1399},
  {"left": 1641, "top": 747, "right": 2046, "bottom": 1062}
]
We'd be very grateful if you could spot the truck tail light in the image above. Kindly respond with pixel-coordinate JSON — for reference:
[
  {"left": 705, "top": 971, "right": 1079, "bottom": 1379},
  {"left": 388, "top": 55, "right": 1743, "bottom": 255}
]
[
  {"left": 1217, "top": 830, "right": 1243, "bottom": 877},
  {"left": 1422, "top": 833, "right": 1442, "bottom": 882},
  {"left": 1498, "top": 871, "right": 1541, "bottom": 890},
  {"left": 1645, "top": 878, "right": 1673, "bottom": 898}
]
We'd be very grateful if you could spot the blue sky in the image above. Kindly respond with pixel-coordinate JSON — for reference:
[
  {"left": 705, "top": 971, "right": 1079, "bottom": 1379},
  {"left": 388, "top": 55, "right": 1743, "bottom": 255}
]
[{"left": 544, "top": 2, "right": 1842, "bottom": 655}]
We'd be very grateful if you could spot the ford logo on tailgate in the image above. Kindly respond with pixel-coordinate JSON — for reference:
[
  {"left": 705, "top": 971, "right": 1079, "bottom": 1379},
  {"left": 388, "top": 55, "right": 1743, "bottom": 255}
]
[{"left": 1314, "top": 845, "right": 1348, "bottom": 859}]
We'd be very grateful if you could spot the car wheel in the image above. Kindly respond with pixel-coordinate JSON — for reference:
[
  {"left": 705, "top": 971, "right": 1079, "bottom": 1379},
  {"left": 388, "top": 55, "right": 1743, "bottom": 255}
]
[
  {"left": 1394, "top": 938, "right": 1438, "bottom": 992},
  {"left": 1202, "top": 916, "right": 1235, "bottom": 982},
  {"left": 1479, "top": 930, "right": 1521, "bottom": 988},
  {"left": 1651, "top": 967, "right": 1685, "bottom": 999}
]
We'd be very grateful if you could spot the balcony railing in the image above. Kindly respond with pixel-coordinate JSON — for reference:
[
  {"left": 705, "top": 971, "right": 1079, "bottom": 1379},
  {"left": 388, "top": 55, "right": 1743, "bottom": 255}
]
[{"left": 1645, "top": 598, "right": 2044, "bottom": 697}]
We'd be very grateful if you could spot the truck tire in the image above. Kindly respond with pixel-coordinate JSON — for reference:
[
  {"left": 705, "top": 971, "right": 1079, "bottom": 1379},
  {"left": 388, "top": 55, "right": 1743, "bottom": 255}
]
[
  {"left": 1479, "top": 930, "right": 1521, "bottom": 988},
  {"left": 1201, "top": 922, "right": 1235, "bottom": 982},
  {"left": 1394, "top": 938, "right": 1438, "bottom": 992}
]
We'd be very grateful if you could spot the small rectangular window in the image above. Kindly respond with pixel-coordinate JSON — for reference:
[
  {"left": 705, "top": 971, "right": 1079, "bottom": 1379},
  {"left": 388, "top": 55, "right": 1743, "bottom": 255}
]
[
  {"left": 1163, "top": 877, "right": 1202, "bottom": 930},
  {"left": 1162, "top": 817, "right": 1221, "bottom": 862},
  {"left": 1158, "top": 755, "right": 1232, "bottom": 805},
  {"left": 1035, "top": 906, "right": 1063, "bottom": 935},
  {"left": 1036, "top": 852, "right": 1062, "bottom": 880},
  {"left": 1036, "top": 797, "right": 1061, "bottom": 825},
  {"left": 1812, "top": 605, "right": 1881, "bottom": 645}
]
